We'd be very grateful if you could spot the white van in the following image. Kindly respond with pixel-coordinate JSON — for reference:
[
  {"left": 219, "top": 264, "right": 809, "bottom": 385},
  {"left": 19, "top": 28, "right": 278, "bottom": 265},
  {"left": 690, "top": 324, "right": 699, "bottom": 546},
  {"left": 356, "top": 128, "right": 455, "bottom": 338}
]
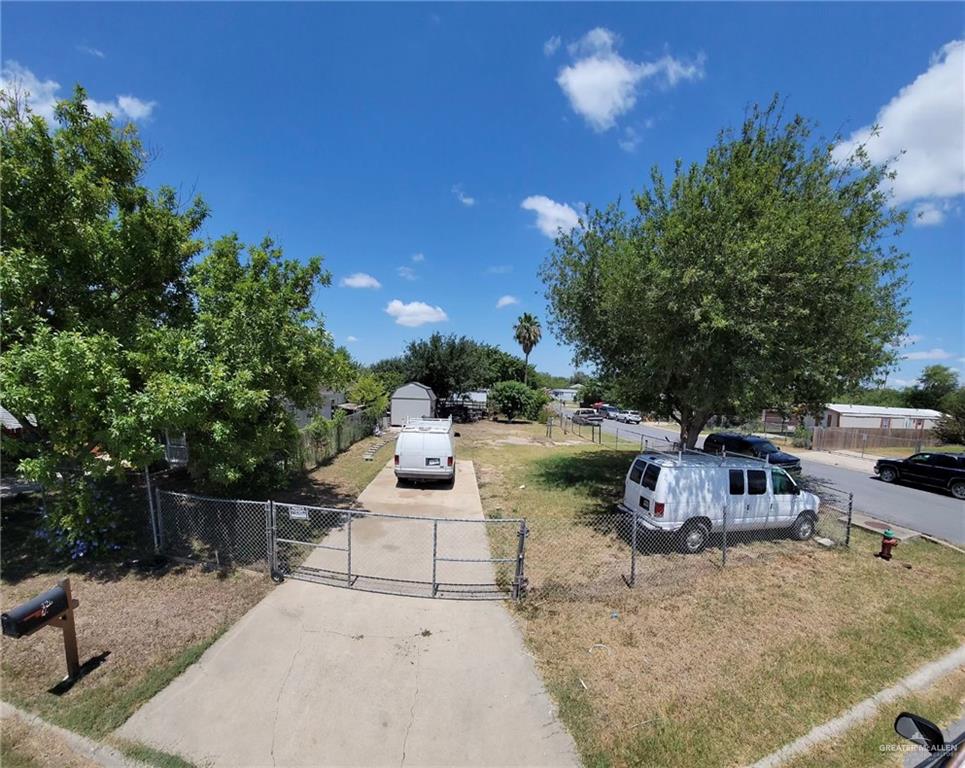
[
  {"left": 394, "top": 416, "right": 455, "bottom": 483},
  {"left": 618, "top": 452, "right": 821, "bottom": 553}
]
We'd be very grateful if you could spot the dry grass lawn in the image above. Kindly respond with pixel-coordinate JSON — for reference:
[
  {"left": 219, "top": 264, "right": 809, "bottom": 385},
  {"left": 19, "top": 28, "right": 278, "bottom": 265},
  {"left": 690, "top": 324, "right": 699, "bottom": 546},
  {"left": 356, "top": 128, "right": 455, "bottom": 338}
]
[
  {"left": 1, "top": 565, "right": 270, "bottom": 741},
  {"left": 456, "top": 419, "right": 965, "bottom": 768}
]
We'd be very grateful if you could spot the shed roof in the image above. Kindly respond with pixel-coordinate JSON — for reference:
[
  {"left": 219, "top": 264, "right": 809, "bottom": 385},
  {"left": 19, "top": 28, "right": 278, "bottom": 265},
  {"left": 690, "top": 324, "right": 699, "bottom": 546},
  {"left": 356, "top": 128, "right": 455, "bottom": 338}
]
[
  {"left": 825, "top": 403, "right": 943, "bottom": 418},
  {"left": 392, "top": 382, "right": 436, "bottom": 399}
]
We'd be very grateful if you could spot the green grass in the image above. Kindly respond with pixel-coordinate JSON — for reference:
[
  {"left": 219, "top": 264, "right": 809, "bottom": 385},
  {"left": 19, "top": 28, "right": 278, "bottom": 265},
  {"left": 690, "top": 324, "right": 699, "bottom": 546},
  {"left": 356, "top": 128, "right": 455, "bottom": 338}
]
[{"left": 784, "top": 669, "right": 965, "bottom": 768}]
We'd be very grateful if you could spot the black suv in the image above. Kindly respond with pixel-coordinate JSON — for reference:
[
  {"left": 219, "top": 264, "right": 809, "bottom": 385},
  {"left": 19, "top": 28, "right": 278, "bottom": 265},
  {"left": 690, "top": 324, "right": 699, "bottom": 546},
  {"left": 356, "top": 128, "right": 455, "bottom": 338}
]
[
  {"left": 874, "top": 452, "right": 965, "bottom": 500},
  {"left": 702, "top": 432, "right": 802, "bottom": 473}
]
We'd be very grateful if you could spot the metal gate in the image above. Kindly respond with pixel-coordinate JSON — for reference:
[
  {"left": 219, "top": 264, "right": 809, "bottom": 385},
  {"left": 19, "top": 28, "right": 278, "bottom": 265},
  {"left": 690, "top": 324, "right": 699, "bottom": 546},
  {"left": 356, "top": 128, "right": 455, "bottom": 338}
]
[{"left": 269, "top": 502, "right": 527, "bottom": 600}]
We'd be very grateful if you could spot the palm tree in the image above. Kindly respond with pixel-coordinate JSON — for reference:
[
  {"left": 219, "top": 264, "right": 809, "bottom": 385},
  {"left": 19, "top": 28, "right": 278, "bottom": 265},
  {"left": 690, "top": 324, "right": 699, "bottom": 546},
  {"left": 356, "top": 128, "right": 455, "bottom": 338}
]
[{"left": 513, "top": 313, "right": 542, "bottom": 385}]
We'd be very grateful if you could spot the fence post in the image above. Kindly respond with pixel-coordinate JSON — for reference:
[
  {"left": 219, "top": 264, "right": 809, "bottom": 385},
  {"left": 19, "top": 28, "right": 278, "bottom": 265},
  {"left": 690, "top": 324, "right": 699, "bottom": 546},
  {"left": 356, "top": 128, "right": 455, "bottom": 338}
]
[
  {"left": 627, "top": 510, "right": 638, "bottom": 587},
  {"left": 267, "top": 500, "right": 278, "bottom": 575},
  {"left": 154, "top": 486, "right": 163, "bottom": 548},
  {"left": 145, "top": 468, "right": 159, "bottom": 554},
  {"left": 512, "top": 519, "right": 528, "bottom": 600},
  {"left": 431, "top": 520, "right": 438, "bottom": 597},
  {"left": 845, "top": 493, "right": 854, "bottom": 548},
  {"left": 721, "top": 505, "right": 728, "bottom": 567},
  {"left": 346, "top": 510, "right": 353, "bottom": 586}
]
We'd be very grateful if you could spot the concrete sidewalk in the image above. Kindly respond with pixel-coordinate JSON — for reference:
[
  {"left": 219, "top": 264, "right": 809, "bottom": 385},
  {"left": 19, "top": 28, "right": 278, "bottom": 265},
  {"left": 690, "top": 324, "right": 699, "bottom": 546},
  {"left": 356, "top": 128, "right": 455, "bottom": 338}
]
[{"left": 116, "top": 461, "right": 577, "bottom": 767}]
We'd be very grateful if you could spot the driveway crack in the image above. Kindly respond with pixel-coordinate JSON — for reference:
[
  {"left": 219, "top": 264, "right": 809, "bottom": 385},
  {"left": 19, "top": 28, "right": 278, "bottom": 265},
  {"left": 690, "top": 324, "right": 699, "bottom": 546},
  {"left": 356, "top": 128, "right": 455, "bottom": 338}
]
[
  {"left": 270, "top": 630, "right": 305, "bottom": 766},
  {"left": 400, "top": 642, "right": 423, "bottom": 767}
]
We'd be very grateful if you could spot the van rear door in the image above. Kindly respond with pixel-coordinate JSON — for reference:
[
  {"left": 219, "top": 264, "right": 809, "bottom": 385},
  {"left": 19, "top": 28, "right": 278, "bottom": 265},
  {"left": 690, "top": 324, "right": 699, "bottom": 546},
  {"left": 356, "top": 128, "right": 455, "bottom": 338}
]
[
  {"left": 397, "top": 433, "right": 426, "bottom": 473},
  {"left": 624, "top": 459, "right": 647, "bottom": 511},
  {"left": 625, "top": 459, "right": 660, "bottom": 516}
]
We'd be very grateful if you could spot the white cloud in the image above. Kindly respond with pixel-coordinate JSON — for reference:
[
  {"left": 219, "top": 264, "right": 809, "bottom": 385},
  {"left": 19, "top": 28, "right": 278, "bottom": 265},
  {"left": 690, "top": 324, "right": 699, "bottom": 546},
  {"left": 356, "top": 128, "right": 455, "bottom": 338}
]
[
  {"left": 0, "top": 61, "right": 60, "bottom": 121},
  {"left": 887, "top": 377, "right": 915, "bottom": 388},
  {"left": 543, "top": 35, "right": 561, "bottom": 57},
  {"left": 618, "top": 125, "right": 641, "bottom": 153},
  {"left": 902, "top": 348, "right": 955, "bottom": 361},
  {"left": 486, "top": 265, "right": 513, "bottom": 275},
  {"left": 411, "top": 252, "right": 425, "bottom": 263},
  {"left": 555, "top": 28, "right": 704, "bottom": 132},
  {"left": 385, "top": 299, "right": 448, "bottom": 327},
  {"left": 397, "top": 266, "right": 417, "bottom": 281},
  {"left": 0, "top": 61, "right": 156, "bottom": 123},
  {"left": 496, "top": 295, "right": 519, "bottom": 309},
  {"left": 912, "top": 201, "right": 949, "bottom": 227},
  {"left": 77, "top": 45, "right": 105, "bottom": 59},
  {"left": 521, "top": 195, "right": 580, "bottom": 238},
  {"left": 899, "top": 333, "right": 924, "bottom": 346},
  {"left": 452, "top": 183, "right": 476, "bottom": 207},
  {"left": 346, "top": 335, "right": 358, "bottom": 343},
  {"left": 835, "top": 40, "right": 964, "bottom": 208},
  {"left": 340, "top": 272, "right": 381, "bottom": 289}
]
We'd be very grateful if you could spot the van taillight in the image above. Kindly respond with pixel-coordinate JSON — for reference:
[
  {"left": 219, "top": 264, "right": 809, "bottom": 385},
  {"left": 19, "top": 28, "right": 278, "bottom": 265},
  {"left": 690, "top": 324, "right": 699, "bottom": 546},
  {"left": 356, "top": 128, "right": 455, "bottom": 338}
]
[
  {"left": 653, "top": 502, "right": 665, "bottom": 518},
  {"left": 394, "top": 454, "right": 399, "bottom": 466},
  {"left": 447, "top": 456, "right": 453, "bottom": 467}
]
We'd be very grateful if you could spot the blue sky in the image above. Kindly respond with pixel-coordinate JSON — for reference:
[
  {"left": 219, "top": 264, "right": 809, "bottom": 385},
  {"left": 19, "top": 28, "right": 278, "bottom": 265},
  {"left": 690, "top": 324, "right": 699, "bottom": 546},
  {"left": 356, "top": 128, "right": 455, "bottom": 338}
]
[{"left": 3, "top": 3, "right": 962, "bottom": 384}]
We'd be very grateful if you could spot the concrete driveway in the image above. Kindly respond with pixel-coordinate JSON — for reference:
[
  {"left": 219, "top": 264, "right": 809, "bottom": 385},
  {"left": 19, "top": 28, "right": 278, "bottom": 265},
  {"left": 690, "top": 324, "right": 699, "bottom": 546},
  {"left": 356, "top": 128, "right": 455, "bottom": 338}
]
[{"left": 117, "top": 461, "right": 578, "bottom": 767}]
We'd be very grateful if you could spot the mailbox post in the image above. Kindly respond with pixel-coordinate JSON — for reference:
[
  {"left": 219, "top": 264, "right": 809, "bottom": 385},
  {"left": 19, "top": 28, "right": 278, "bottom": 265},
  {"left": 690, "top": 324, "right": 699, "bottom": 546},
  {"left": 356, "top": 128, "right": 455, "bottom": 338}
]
[{"left": 2, "top": 578, "right": 80, "bottom": 681}]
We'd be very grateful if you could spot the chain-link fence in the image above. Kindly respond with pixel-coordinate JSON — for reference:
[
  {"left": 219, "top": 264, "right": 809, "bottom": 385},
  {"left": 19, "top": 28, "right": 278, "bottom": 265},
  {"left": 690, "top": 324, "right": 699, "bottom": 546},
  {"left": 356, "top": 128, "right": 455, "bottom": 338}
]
[
  {"left": 298, "top": 408, "right": 383, "bottom": 468},
  {"left": 149, "top": 479, "right": 853, "bottom": 600},
  {"left": 520, "top": 498, "right": 852, "bottom": 601},
  {"left": 151, "top": 490, "right": 271, "bottom": 573}
]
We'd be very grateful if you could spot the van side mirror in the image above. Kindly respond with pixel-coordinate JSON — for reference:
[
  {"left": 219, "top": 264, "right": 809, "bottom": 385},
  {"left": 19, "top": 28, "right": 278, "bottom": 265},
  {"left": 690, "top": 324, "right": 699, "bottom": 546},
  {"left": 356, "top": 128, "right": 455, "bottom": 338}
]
[{"left": 895, "top": 712, "right": 945, "bottom": 753}]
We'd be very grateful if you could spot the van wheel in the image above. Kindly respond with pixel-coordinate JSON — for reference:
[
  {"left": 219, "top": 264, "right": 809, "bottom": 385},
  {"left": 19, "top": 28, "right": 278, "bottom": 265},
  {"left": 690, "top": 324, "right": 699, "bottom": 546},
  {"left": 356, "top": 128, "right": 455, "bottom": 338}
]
[
  {"left": 791, "top": 513, "right": 816, "bottom": 541},
  {"left": 676, "top": 521, "right": 710, "bottom": 554},
  {"left": 879, "top": 467, "right": 898, "bottom": 483},
  {"left": 951, "top": 481, "right": 965, "bottom": 500}
]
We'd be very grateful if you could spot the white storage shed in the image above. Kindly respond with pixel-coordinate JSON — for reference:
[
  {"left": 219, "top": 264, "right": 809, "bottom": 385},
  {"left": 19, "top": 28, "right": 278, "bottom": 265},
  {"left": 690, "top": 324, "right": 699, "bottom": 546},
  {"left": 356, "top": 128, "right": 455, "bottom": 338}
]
[{"left": 390, "top": 382, "right": 437, "bottom": 426}]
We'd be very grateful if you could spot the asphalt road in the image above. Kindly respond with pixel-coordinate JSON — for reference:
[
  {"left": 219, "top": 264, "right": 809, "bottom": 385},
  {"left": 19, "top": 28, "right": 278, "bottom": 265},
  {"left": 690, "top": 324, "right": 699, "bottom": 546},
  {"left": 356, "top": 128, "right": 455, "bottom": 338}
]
[{"left": 565, "top": 412, "right": 964, "bottom": 545}]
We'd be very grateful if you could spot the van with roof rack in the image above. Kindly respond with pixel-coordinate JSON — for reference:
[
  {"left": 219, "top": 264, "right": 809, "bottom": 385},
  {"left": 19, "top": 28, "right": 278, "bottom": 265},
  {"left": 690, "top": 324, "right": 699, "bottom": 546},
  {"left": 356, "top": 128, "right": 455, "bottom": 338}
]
[
  {"left": 394, "top": 416, "right": 455, "bottom": 483},
  {"left": 619, "top": 451, "right": 821, "bottom": 553}
]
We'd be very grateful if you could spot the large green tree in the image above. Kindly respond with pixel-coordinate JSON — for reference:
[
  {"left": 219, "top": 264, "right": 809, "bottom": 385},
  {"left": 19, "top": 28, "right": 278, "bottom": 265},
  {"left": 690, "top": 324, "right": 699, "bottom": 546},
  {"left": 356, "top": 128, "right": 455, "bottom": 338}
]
[
  {"left": 143, "top": 236, "right": 349, "bottom": 490},
  {"left": 542, "top": 100, "right": 908, "bottom": 446},
  {"left": 1, "top": 89, "right": 206, "bottom": 497},
  {"left": 904, "top": 365, "right": 959, "bottom": 410},
  {"left": 1, "top": 86, "right": 345, "bottom": 546},
  {"left": 401, "top": 333, "right": 488, "bottom": 399}
]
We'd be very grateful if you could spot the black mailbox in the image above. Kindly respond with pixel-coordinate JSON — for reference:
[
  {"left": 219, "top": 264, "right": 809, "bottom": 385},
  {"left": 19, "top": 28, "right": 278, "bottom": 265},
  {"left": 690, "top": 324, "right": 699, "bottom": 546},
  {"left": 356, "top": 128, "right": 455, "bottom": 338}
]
[{"left": 2, "top": 584, "right": 71, "bottom": 638}]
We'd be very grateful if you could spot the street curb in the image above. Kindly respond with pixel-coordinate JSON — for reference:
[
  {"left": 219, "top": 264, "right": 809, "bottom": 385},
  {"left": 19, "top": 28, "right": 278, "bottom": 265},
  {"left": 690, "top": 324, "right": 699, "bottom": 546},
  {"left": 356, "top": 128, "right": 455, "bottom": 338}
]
[
  {"left": 0, "top": 701, "right": 149, "bottom": 768},
  {"left": 747, "top": 644, "right": 965, "bottom": 768}
]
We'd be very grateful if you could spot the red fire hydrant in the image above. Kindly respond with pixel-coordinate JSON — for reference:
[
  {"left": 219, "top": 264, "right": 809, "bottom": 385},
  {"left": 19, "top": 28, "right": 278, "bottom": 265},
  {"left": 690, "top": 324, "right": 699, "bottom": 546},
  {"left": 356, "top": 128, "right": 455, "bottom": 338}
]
[{"left": 876, "top": 529, "right": 899, "bottom": 561}]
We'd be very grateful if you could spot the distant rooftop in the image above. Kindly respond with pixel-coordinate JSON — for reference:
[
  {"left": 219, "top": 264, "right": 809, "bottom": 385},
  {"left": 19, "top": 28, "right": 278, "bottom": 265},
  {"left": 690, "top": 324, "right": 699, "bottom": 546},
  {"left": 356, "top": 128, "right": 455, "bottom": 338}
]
[{"left": 825, "top": 403, "right": 943, "bottom": 418}]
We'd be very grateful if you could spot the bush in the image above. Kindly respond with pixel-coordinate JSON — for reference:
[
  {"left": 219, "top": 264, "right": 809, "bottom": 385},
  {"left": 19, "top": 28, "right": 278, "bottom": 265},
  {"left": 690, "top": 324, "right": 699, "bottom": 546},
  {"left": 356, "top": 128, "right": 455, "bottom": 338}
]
[
  {"left": 489, "top": 381, "right": 547, "bottom": 422},
  {"left": 935, "top": 388, "right": 965, "bottom": 444},
  {"left": 790, "top": 425, "right": 812, "bottom": 448}
]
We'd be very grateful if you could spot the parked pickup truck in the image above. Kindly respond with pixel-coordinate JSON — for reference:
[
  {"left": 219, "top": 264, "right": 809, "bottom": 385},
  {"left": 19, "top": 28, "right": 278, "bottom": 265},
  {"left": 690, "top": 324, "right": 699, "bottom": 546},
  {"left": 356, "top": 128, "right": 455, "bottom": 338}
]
[
  {"left": 572, "top": 408, "right": 603, "bottom": 425},
  {"left": 874, "top": 452, "right": 965, "bottom": 500}
]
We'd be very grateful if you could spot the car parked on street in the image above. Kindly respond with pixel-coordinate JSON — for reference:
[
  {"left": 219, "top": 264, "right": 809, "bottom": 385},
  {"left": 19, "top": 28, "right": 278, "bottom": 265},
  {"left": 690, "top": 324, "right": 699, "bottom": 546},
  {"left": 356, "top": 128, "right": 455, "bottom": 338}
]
[
  {"left": 616, "top": 410, "right": 642, "bottom": 424},
  {"left": 702, "top": 432, "right": 802, "bottom": 473},
  {"left": 572, "top": 408, "right": 604, "bottom": 425},
  {"left": 619, "top": 452, "right": 820, "bottom": 553},
  {"left": 597, "top": 405, "right": 621, "bottom": 420},
  {"left": 874, "top": 452, "right": 965, "bottom": 500}
]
